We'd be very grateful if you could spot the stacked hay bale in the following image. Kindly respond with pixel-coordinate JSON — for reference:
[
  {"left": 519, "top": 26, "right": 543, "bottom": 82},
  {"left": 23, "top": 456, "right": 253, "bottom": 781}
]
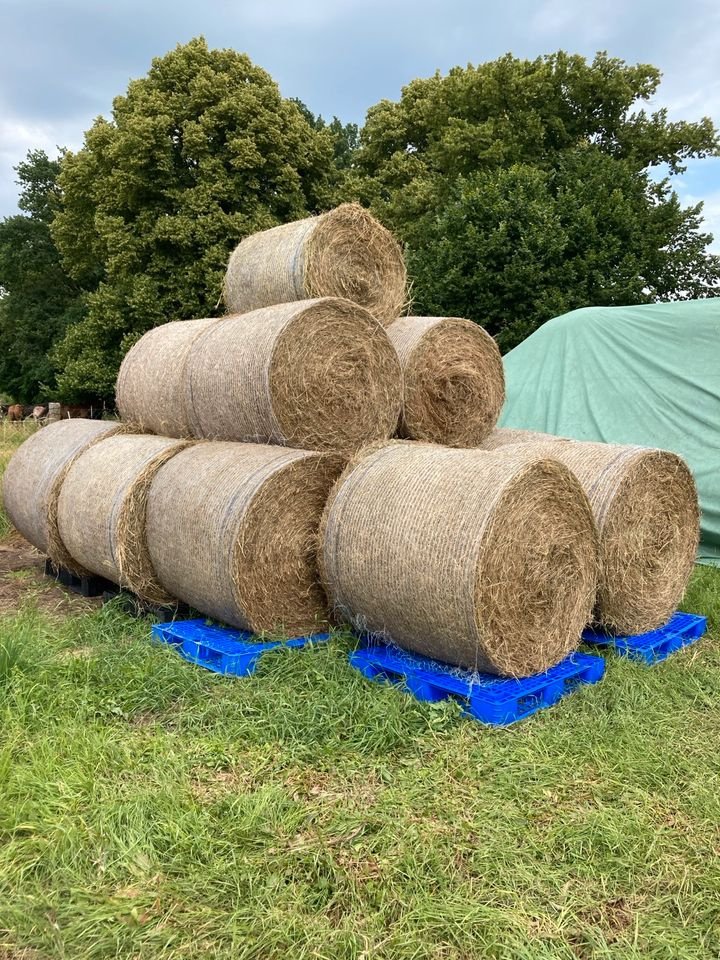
[{"left": 481, "top": 430, "right": 700, "bottom": 634}]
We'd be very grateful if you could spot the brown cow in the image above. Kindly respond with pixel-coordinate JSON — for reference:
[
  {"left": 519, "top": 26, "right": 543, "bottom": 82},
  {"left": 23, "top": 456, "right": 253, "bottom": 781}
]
[{"left": 7, "top": 404, "right": 23, "bottom": 422}]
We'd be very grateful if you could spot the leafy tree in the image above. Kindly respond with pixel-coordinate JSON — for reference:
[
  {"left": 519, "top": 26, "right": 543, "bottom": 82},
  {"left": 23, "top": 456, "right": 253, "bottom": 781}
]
[
  {"left": 353, "top": 52, "right": 720, "bottom": 344},
  {"left": 0, "top": 151, "right": 83, "bottom": 402},
  {"left": 52, "top": 38, "right": 339, "bottom": 400}
]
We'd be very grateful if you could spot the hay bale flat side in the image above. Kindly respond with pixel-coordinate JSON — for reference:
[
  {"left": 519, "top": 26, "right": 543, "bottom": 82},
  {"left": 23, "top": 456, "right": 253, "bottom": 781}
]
[
  {"left": 56, "top": 433, "right": 192, "bottom": 603},
  {"left": 480, "top": 435, "right": 700, "bottom": 633},
  {"left": 145, "top": 442, "right": 345, "bottom": 634},
  {"left": 483, "top": 427, "right": 568, "bottom": 448},
  {"left": 116, "top": 318, "right": 217, "bottom": 437},
  {"left": 185, "top": 298, "right": 402, "bottom": 451},
  {"left": 1, "top": 419, "right": 123, "bottom": 572},
  {"left": 320, "top": 442, "right": 598, "bottom": 677},
  {"left": 223, "top": 203, "right": 407, "bottom": 326},
  {"left": 388, "top": 316, "right": 505, "bottom": 446}
]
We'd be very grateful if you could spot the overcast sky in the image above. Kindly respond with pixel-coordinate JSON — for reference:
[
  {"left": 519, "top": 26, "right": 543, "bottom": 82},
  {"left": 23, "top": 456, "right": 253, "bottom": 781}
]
[{"left": 2, "top": 0, "right": 720, "bottom": 243}]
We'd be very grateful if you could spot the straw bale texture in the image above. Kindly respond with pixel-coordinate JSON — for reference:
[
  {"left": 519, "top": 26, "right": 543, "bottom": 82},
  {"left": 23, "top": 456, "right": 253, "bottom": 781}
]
[
  {"left": 183, "top": 298, "right": 402, "bottom": 451},
  {"left": 320, "top": 442, "right": 598, "bottom": 677},
  {"left": 480, "top": 431, "right": 700, "bottom": 633},
  {"left": 56, "top": 434, "right": 192, "bottom": 601},
  {"left": 223, "top": 203, "right": 407, "bottom": 325},
  {"left": 388, "top": 316, "right": 505, "bottom": 446},
  {"left": 483, "top": 427, "right": 567, "bottom": 448},
  {"left": 1, "top": 419, "right": 123, "bottom": 571},
  {"left": 116, "top": 318, "right": 216, "bottom": 437},
  {"left": 145, "top": 443, "right": 345, "bottom": 634}
]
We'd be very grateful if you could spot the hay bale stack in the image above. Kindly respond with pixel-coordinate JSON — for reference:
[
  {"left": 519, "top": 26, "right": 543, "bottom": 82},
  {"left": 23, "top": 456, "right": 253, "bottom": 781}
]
[
  {"left": 320, "top": 442, "right": 598, "bottom": 676},
  {"left": 116, "top": 318, "right": 214, "bottom": 437},
  {"left": 145, "top": 443, "right": 345, "bottom": 634},
  {"left": 56, "top": 434, "right": 192, "bottom": 601},
  {"left": 480, "top": 432, "right": 700, "bottom": 633},
  {"left": 223, "top": 203, "right": 407, "bottom": 326},
  {"left": 1, "top": 419, "right": 123, "bottom": 571},
  {"left": 117, "top": 299, "right": 402, "bottom": 451},
  {"left": 388, "top": 316, "right": 505, "bottom": 446}
]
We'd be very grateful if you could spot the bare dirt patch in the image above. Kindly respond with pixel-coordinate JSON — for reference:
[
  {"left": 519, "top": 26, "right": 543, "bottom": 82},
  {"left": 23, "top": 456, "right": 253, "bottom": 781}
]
[{"left": 0, "top": 532, "right": 101, "bottom": 617}]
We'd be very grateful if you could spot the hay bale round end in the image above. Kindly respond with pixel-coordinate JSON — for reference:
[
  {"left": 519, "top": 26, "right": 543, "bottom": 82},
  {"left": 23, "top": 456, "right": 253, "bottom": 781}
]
[
  {"left": 146, "top": 443, "right": 345, "bottom": 634},
  {"left": 389, "top": 316, "right": 505, "bottom": 446},
  {"left": 320, "top": 442, "right": 598, "bottom": 677},
  {"left": 223, "top": 203, "right": 407, "bottom": 325}
]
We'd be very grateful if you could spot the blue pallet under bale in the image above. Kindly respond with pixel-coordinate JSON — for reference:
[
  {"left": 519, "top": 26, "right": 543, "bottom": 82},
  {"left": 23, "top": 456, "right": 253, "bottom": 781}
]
[
  {"left": 582, "top": 611, "right": 708, "bottom": 665},
  {"left": 152, "top": 619, "right": 331, "bottom": 676},
  {"left": 348, "top": 642, "right": 606, "bottom": 726}
]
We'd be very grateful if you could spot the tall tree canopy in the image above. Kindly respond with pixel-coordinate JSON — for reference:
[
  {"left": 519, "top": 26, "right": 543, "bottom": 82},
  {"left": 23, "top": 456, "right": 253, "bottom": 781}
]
[
  {"left": 51, "top": 37, "right": 338, "bottom": 400},
  {"left": 353, "top": 52, "right": 720, "bottom": 349},
  {"left": 0, "top": 151, "right": 83, "bottom": 402}
]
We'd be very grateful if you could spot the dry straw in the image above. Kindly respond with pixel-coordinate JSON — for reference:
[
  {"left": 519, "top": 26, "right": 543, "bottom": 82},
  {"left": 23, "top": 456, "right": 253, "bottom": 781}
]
[
  {"left": 56, "top": 434, "right": 192, "bottom": 603},
  {"left": 481, "top": 430, "right": 700, "bottom": 633},
  {"left": 116, "top": 318, "right": 214, "bottom": 437},
  {"left": 1, "top": 419, "right": 123, "bottom": 572},
  {"left": 223, "top": 203, "right": 407, "bottom": 326},
  {"left": 388, "top": 316, "right": 505, "bottom": 446},
  {"left": 117, "top": 298, "right": 402, "bottom": 451},
  {"left": 145, "top": 442, "right": 345, "bottom": 635},
  {"left": 320, "top": 441, "right": 598, "bottom": 677}
]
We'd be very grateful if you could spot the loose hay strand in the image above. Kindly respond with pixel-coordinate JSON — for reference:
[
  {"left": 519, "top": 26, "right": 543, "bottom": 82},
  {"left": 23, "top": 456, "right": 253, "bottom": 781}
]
[
  {"left": 223, "top": 203, "right": 408, "bottom": 325},
  {"left": 388, "top": 316, "right": 505, "bottom": 446}
]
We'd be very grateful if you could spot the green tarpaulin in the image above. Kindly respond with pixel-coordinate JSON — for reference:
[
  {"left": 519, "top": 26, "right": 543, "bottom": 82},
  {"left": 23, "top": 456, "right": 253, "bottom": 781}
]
[{"left": 499, "top": 299, "right": 720, "bottom": 565}]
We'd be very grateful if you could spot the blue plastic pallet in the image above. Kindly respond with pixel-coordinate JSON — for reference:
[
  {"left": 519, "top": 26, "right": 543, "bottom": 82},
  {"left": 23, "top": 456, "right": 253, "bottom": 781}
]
[
  {"left": 348, "top": 642, "right": 605, "bottom": 726},
  {"left": 152, "top": 619, "right": 331, "bottom": 676},
  {"left": 583, "top": 611, "right": 707, "bottom": 665}
]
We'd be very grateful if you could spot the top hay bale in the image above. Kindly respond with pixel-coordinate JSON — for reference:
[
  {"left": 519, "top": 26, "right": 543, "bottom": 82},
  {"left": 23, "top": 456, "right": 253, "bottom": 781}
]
[
  {"left": 481, "top": 430, "right": 700, "bottom": 634},
  {"left": 320, "top": 441, "right": 598, "bottom": 676},
  {"left": 223, "top": 203, "right": 407, "bottom": 326},
  {"left": 388, "top": 316, "right": 505, "bottom": 446},
  {"left": 1, "top": 419, "right": 123, "bottom": 572},
  {"left": 117, "top": 298, "right": 403, "bottom": 452}
]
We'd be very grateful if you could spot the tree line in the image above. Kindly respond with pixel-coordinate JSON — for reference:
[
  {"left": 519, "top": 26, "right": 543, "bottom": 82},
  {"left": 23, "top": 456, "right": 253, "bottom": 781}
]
[{"left": 1, "top": 37, "right": 718, "bottom": 403}]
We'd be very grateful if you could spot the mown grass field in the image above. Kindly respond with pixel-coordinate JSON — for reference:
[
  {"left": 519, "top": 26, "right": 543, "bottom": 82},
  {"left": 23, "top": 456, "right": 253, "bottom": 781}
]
[{"left": 0, "top": 422, "right": 719, "bottom": 959}]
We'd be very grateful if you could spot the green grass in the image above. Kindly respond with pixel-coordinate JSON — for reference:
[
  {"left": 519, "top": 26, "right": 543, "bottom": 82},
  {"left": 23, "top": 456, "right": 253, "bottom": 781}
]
[{"left": 1, "top": 424, "right": 719, "bottom": 958}]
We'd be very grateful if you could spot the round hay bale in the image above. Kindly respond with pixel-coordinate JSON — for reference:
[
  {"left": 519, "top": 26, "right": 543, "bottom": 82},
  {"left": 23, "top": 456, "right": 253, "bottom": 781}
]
[
  {"left": 1, "top": 419, "right": 123, "bottom": 571},
  {"left": 184, "top": 298, "right": 402, "bottom": 451},
  {"left": 483, "top": 427, "right": 566, "bottom": 448},
  {"left": 388, "top": 316, "right": 505, "bottom": 446},
  {"left": 56, "top": 434, "right": 192, "bottom": 602},
  {"left": 223, "top": 203, "right": 407, "bottom": 325},
  {"left": 320, "top": 442, "right": 598, "bottom": 677},
  {"left": 116, "top": 318, "right": 216, "bottom": 437},
  {"left": 481, "top": 434, "right": 699, "bottom": 633},
  {"left": 145, "top": 443, "right": 345, "bottom": 634}
]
